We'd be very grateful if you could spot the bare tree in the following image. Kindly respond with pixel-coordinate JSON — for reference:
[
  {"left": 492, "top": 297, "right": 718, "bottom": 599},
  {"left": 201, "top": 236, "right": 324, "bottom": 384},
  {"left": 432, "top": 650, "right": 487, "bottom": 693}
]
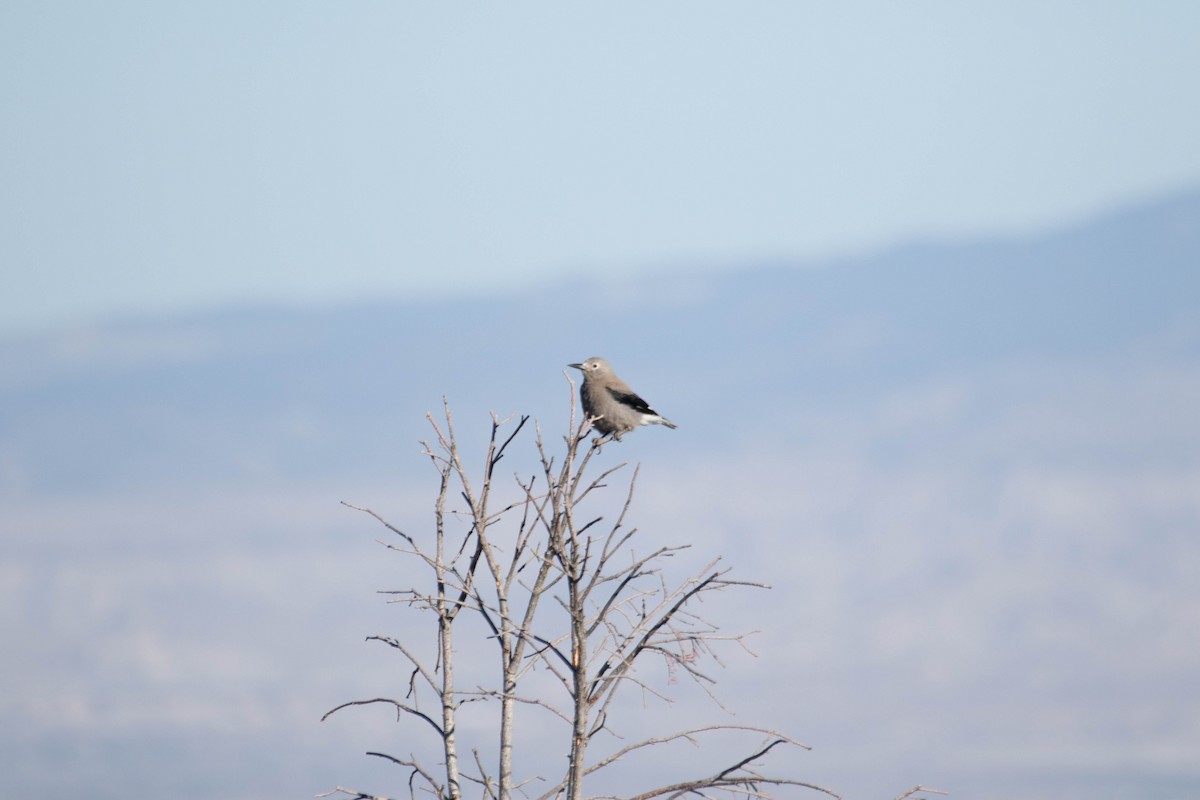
[{"left": 322, "top": 384, "right": 857, "bottom": 800}]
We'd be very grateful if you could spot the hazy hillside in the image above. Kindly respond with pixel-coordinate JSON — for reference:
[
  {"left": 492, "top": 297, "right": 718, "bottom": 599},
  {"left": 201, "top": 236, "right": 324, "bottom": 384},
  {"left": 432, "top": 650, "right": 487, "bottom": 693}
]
[
  {"left": 2, "top": 189, "right": 1198, "bottom": 799},
  {"left": 5, "top": 190, "right": 1197, "bottom": 495}
]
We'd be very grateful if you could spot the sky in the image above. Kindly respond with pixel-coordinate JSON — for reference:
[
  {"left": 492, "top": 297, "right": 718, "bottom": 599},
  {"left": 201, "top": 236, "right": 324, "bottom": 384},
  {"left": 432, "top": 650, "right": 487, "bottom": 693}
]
[{"left": 3, "top": 1, "right": 1200, "bottom": 335}]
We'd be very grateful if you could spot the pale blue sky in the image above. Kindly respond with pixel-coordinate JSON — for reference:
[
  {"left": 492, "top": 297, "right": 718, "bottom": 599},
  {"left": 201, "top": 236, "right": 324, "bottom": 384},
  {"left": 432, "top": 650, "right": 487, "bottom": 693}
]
[{"left": 3, "top": 2, "right": 1199, "bottom": 335}]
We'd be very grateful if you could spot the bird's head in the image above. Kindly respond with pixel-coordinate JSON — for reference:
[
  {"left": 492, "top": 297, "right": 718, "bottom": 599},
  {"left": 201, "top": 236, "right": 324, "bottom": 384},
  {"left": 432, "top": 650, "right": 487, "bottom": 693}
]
[{"left": 567, "top": 357, "right": 613, "bottom": 379}]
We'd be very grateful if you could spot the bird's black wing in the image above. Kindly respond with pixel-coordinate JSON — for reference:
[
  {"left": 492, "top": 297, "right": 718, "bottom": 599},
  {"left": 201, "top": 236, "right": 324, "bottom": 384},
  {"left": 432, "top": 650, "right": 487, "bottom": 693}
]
[{"left": 607, "top": 387, "right": 657, "bottom": 415}]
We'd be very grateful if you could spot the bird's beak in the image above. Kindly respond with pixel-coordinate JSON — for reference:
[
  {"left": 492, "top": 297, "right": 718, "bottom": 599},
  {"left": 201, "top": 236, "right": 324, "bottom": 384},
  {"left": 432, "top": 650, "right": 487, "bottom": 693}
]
[{"left": 567, "top": 363, "right": 583, "bottom": 370}]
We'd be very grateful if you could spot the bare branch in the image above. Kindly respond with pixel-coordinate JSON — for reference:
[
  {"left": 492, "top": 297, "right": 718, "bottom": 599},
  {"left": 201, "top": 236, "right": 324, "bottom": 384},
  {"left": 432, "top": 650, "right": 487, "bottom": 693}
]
[
  {"left": 365, "top": 636, "right": 439, "bottom": 695},
  {"left": 341, "top": 502, "right": 421, "bottom": 550},
  {"left": 321, "top": 698, "right": 443, "bottom": 735},
  {"left": 616, "top": 738, "right": 840, "bottom": 800},
  {"left": 584, "top": 725, "right": 812, "bottom": 777},
  {"left": 585, "top": 544, "right": 688, "bottom": 638},
  {"left": 317, "top": 786, "right": 403, "bottom": 800},
  {"left": 894, "top": 787, "right": 950, "bottom": 800},
  {"left": 467, "top": 748, "right": 498, "bottom": 800},
  {"left": 366, "top": 752, "right": 445, "bottom": 800},
  {"left": 460, "top": 686, "right": 573, "bottom": 725},
  {"left": 587, "top": 569, "right": 724, "bottom": 705}
]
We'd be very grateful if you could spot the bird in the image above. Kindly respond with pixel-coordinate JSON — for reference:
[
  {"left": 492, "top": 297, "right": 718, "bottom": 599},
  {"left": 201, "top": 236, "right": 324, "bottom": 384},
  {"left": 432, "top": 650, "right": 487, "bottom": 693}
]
[{"left": 567, "top": 356, "right": 677, "bottom": 441}]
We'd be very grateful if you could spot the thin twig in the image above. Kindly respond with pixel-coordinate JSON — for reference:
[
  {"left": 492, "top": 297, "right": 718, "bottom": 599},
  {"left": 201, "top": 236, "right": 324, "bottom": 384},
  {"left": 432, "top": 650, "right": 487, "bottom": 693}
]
[{"left": 895, "top": 787, "right": 950, "bottom": 800}]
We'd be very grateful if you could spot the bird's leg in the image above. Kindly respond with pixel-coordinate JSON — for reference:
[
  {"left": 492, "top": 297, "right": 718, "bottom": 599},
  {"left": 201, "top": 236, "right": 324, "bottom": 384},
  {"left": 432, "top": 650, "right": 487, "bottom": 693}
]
[{"left": 590, "top": 431, "right": 619, "bottom": 449}]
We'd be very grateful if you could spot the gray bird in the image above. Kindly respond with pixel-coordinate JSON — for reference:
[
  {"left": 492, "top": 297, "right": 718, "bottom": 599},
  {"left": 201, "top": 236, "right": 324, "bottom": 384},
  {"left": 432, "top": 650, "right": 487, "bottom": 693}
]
[{"left": 568, "top": 357, "right": 677, "bottom": 440}]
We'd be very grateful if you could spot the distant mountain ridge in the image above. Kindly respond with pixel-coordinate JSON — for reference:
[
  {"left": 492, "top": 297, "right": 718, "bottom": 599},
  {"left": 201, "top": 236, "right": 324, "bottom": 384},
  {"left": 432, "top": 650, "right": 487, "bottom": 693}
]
[{"left": 2, "top": 187, "right": 1197, "bottom": 498}]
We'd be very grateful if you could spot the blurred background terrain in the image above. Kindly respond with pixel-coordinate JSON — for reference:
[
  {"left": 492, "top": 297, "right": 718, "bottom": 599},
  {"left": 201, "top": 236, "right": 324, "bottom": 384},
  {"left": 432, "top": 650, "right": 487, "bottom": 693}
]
[
  {"left": 3, "top": 4, "right": 1199, "bottom": 799},
  {"left": 4, "top": 189, "right": 1198, "bottom": 799}
]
